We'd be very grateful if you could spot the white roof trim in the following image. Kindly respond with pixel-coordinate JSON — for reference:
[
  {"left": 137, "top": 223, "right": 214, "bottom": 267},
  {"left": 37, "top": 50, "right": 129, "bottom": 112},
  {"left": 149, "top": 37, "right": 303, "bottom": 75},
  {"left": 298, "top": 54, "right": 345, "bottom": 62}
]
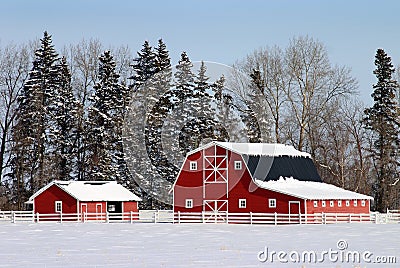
[
  {"left": 28, "top": 180, "right": 142, "bottom": 202},
  {"left": 254, "top": 177, "right": 373, "bottom": 200}
]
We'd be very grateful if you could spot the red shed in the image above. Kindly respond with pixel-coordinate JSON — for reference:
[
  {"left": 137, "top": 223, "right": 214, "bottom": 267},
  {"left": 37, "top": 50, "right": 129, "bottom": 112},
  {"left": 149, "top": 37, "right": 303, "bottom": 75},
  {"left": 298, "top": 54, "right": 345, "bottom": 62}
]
[
  {"left": 172, "top": 141, "right": 373, "bottom": 219},
  {"left": 28, "top": 180, "right": 141, "bottom": 219}
]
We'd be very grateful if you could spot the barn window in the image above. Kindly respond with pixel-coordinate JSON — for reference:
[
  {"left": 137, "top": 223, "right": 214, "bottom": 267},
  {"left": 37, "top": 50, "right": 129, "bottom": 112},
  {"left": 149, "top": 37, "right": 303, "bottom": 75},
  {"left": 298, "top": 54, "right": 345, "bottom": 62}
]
[
  {"left": 239, "top": 199, "right": 246, "bottom": 208},
  {"left": 268, "top": 199, "right": 276, "bottom": 208},
  {"left": 189, "top": 161, "right": 197, "bottom": 171},
  {"left": 185, "top": 199, "right": 193, "bottom": 208},
  {"left": 322, "top": 201, "right": 326, "bottom": 207},
  {"left": 361, "top": 200, "right": 366, "bottom": 207},
  {"left": 330, "top": 201, "right": 334, "bottom": 207},
  {"left": 234, "top": 161, "right": 242, "bottom": 170},
  {"left": 353, "top": 200, "right": 357, "bottom": 207},
  {"left": 313, "top": 201, "right": 318, "bottom": 207},
  {"left": 338, "top": 200, "right": 342, "bottom": 207},
  {"left": 55, "top": 201, "right": 62, "bottom": 213},
  {"left": 345, "top": 200, "right": 350, "bottom": 207}
]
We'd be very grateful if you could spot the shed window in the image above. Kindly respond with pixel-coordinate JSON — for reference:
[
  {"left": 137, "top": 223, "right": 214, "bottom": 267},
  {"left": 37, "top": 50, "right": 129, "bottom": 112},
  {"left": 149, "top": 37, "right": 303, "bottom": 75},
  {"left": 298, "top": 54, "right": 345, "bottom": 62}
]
[
  {"left": 313, "top": 201, "right": 318, "bottom": 207},
  {"left": 185, "top": 199, "right": 193, "bottom": 209},
  {"left": 322, "top": 201, "right": 326, "bottom": 207},
  {"left": 189, "top": 161, "right": 197, "bottom": 171},
  {"left": 361, "top": 200, "right": 366, "bottom": 207},
  {"left": 330, "top": 201, "right": 334, "bottom": 207},
  {"left": 239, "top": 199, "right": 246, "bottom": 208},
  {"left": 268, "top": 199, "right": 276, "bottom": 208},
  {"left": 234, "top": 161, "right": 242, "bottom": 170},
  {"left": 346, "top": 200, "right": 350, "bottom": 207},
  {"left": 338, "top": 200, "right": 342, "bottom": 207},
  {"left": 353, "top": 200, "right": 357, "bottom": 207},
  {"left": 55, "top": 201, "right": 62, "bottom": 213}
]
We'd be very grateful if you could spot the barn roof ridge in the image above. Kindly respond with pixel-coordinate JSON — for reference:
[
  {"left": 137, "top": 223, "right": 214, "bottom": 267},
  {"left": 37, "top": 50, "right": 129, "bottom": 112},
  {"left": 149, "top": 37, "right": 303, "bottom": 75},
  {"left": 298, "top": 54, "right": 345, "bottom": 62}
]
[{"left": 190, "top": 141, "right": 311, "bottom": 158}]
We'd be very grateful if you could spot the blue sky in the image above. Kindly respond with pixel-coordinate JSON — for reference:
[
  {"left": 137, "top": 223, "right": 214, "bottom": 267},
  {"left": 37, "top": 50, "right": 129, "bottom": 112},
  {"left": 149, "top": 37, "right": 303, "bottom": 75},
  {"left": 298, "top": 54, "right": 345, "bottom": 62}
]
[{"left": 1, "top": 0, "right": 400, "bottom": 104}]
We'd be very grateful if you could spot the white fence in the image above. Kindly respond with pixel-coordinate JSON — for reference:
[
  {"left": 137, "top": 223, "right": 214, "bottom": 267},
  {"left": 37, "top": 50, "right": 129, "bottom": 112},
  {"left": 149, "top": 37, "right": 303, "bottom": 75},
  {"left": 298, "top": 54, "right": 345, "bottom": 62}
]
[{"left": 1, "top": 210, "right": 400, "bottom": 224}]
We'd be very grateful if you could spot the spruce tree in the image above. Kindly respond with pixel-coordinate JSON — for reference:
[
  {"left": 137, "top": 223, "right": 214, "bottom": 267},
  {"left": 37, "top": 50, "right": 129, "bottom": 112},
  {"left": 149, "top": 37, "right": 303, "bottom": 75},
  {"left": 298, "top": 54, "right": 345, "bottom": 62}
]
[
  {"left": 11, "top": 31, "right": 60, "bottom": 204},
  {"left": 363, "top": 48, "right": 400, "bottom": 211},
  {"left": 86, "top": 50, "right": 129, "bottom": 181}
]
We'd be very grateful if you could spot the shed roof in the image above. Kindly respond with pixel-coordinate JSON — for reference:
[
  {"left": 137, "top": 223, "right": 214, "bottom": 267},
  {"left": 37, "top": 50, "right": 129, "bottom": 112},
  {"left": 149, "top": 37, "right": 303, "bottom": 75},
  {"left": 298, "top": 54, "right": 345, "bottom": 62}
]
[
  {"left": 255, "top": 177, "right": 373, "bottom": 200},
  {"left": 28, "top": 180, "right": 142, "bottom": 202}
]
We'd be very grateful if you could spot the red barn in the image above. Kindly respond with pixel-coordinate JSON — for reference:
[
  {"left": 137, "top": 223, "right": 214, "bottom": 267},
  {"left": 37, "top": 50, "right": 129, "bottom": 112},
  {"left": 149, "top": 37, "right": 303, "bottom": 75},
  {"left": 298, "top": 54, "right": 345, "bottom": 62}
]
[
  {"left": 28, "top": 180, "right": 141, "bottom": 219},
  {"left": 172, "top": 141, "right": 373, "bottom": 219}
]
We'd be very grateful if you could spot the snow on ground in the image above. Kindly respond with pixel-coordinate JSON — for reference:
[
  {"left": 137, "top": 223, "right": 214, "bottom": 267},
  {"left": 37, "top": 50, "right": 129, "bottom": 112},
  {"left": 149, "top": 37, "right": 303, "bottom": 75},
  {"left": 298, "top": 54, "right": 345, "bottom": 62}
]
[{"left": 0, "top": 222, "right": 399, "bottom": 267}]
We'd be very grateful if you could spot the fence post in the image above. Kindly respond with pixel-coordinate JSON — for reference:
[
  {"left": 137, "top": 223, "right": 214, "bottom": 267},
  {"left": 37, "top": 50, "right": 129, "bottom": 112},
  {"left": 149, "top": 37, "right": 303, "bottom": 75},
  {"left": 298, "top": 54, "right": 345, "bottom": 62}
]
[
  {"left": 60, "top": 212, "right": 63, "bottom": 223},
  {"left": 274, "top": 212, "right": 277, "bottom": 225},
  {"left": 154, "top": 211, "right": 158, "bottom": 224},
  {"left": 250, "top": 212, "right": 253, "bottom": 225},
  {"left": 349, "top": 214, "right": 352, "bottom": 223},
  {"left": 322, "top": 212, "right": 326, "bottom": 224},
  {"left": 202, "top": 211, "right": 205, "bottom": 223},
  {"left": 36, "top": 212, "right": 39, "bottom": 223},
  {"left": 106, "top": 211, "right": 109, "bottom": 223},
  {"left": 177, "top": 211, "right": 180, "bottom": 224},
  {"left": 11, "top": 211, "right": 15, "bottom": 224},
  {"left": 130, "top": 211, "right": 133, "bottom": 224},
  {"left": 83, "top": 212, "right": 86, "bottom": 223}
]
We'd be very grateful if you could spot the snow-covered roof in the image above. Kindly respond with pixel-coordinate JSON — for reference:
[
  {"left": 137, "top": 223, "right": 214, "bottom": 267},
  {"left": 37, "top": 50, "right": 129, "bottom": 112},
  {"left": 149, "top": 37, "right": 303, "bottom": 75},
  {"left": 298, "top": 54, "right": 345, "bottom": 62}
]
[
  {"left": 194, "top": 141, "right": 311, "bottom": 158},
  {"left": 255, "top": 177, "right": 373, "bottom": 200},
  {"left": 28, "top": 180, "right": 142, "bottom": 202}
]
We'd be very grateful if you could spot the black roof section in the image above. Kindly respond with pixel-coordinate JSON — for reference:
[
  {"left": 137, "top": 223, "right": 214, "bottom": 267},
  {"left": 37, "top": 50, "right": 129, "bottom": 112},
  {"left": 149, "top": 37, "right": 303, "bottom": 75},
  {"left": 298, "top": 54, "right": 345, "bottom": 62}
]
[{"left": 242, "top": 155, "right": 322, "bottom": 182}]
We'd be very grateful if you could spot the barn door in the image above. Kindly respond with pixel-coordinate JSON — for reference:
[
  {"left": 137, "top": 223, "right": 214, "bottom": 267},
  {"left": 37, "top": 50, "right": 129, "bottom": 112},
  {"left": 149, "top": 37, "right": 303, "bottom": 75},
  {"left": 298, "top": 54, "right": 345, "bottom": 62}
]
[
  {"left": 289, "top": 201, "right": 301, "bottom": 224},
  {"left": 203, "top": 200, "right": 228, "bottom": 223}
]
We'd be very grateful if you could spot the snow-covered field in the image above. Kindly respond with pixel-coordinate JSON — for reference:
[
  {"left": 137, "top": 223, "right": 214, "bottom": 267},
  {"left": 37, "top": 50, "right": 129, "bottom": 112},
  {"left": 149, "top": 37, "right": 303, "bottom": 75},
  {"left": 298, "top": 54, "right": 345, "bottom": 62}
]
[{"left": 0, "top": 222, "right": 399, "bottom": 267}]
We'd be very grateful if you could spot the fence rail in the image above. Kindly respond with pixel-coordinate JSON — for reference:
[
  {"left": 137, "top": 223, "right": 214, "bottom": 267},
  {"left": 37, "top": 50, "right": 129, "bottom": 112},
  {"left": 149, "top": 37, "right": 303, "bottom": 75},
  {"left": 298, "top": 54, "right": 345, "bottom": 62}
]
[{"left": 1, "top": 210, "right": 399, "bottom": 224}]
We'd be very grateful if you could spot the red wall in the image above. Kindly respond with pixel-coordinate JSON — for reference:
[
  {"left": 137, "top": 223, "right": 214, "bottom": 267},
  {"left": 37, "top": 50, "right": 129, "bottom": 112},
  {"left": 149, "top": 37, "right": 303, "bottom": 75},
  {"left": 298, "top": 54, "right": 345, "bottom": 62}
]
[
  {"left": 34, "top": 185, "right": 77, "bottom": 214},
  {"left": 123, "top": 201, "right": 139, "bottom": 213},
  {"left": 174, "top": 144, "right": 371, "bottom": 215}
]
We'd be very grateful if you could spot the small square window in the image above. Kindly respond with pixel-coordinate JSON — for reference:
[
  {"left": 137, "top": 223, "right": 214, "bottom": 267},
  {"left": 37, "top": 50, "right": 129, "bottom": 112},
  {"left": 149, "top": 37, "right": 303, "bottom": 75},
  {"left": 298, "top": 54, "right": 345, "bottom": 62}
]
[
  {"left": 322, "top": 201, "right": 326, "bottom": 207},
  {"left": 190, "top": 161, "right": 197, "bottom": 171},
  {"left": 313, "top": 201, "right": 318, "bottom": 207},
  {"left": 338, "top": 200, "right": 342, "bottom": 207},
  {"left": 354, "top": 200, "right": 358, "bottom": 207},
  {"left": 330, "top": 201, "right": 334, "bottom": 207},
  {"left": 185, "top": 199, "right": 193, "bottom": 208},
  {"left": 234, "top": 161, "right": 242, "bottom": 170},
  {"left": 55, "top": 201, "right": 62, "bottom": 213},
  {"left": 346, "top": 200, "right": 350, "bottom": 207},
  {"left": 361, "top": 200, "right": 366, "bottom": 207},
  {"left": 269, "top": 199, "right": 276, "bottom": 208},
  {"left": 239, "top": 199, "right": 246, "bottom": 208}
]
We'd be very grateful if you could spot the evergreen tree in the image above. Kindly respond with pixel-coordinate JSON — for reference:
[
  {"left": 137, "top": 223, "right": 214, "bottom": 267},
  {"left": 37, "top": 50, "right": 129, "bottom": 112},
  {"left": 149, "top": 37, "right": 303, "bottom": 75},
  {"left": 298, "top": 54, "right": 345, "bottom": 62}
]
[
  {"left": 130, "top": 40, "right": 157, "bottom": 91},
  {"left": 46, "top": 57, "right": 81, "bottom": 181},
  {"left": 363, "top": 48, "right": 400, "bottom": 212},
  {"left": 86, "top": 50, "right": 129, "bottom": 181},
  {"left": 10, "top": 32, "right": 60, "bottom": 206}
]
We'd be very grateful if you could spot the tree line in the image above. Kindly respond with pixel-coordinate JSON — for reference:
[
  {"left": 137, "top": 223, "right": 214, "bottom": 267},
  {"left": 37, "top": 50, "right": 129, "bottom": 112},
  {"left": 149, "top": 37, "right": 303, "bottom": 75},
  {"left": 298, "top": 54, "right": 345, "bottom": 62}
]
[{"left": 0, "top": 32, "right": 398, "bottom": 211}]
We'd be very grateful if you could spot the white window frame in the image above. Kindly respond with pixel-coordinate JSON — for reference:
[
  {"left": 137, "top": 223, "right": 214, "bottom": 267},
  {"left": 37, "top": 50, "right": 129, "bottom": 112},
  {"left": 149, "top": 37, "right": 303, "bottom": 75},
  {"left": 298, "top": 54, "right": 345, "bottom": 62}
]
[
  {"left": 361, "top": 200, "right": 366, "bottom": 207},
  {"left": 185, "top": 199, "right": 193, "bottom": 209},
  {"left": 338, "top": 200, "right": 342, "bottom": 207},
  {"left": 313, "top": 201, "right": 318, "bottom": 207},
  {"left": 234, "top": 161, "right": 242, "bottom": 170},
  {"left": 239, "top": 199, "right": 246, "bottom": 208},
  {"left": 346, "top": 200, "right": 350, "bottom": 207},
  {"left": 55, "top": 201, "right": 62, "bottom": 213},
  {"left": 330, "top": 200, "right": 334, "bottom": 207},
  {"left": 353, "top": 200, "right": 357, "bottom": 207},
  {"left": 322, "top": 201, "right": 326, "bottom": 207},
  {"left": 268, "top": 199, "right": 276, "bottom": 208},
  {"left": 189, "top": 161, "right": 197, "bottom": 171}
]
